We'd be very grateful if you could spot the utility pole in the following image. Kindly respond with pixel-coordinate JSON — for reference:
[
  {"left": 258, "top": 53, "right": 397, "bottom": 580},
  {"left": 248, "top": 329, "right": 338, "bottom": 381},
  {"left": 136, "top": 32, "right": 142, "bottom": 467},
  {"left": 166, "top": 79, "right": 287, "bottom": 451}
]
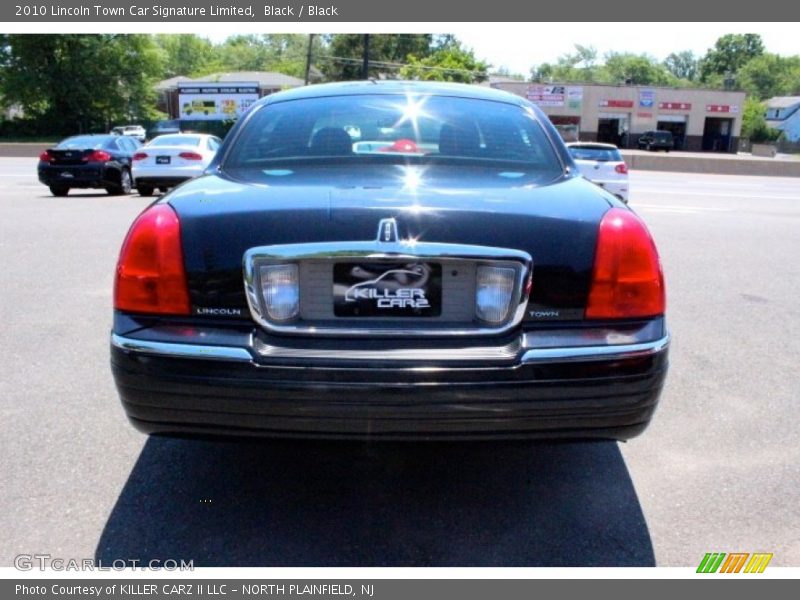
[
  {"left": 362, "top": 34, "right": 370, "bottom": 79},
  {"left": 304, "top": 33, "right": 314, "bottom": 85}
]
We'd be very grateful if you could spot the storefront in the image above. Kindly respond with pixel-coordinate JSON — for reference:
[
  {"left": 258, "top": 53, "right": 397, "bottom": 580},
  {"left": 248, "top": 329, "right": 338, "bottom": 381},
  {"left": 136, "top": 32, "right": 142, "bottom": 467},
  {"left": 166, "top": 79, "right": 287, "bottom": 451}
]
[{"left": 494, "top": 82, "right": 746, "bottom": 153}]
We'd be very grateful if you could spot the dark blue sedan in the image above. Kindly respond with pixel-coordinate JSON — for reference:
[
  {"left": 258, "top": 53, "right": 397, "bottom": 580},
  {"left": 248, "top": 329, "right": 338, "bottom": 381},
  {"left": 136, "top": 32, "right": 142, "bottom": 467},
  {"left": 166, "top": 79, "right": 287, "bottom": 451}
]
[{"left": 38, "top": 134, "right": 139, "bottom": 196}]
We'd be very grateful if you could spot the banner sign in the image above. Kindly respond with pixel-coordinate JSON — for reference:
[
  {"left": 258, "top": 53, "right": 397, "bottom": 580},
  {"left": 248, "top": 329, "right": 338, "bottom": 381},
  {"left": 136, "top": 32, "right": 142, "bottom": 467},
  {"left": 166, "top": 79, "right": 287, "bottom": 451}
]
[
  {"left": 659, "top": 102, "right": 692, "bottom": 110},
  {"left": 178, "top": 83, "right": 259, "bottom": 121},
  {"left": 526, "top": 85, "right": 567, "bottom": 107},
  {"left": 599, "top": 99, "right": 634, "bottom": 108},
  {"left": 706, "top": 104, "right": 739, "bottom": 114}
]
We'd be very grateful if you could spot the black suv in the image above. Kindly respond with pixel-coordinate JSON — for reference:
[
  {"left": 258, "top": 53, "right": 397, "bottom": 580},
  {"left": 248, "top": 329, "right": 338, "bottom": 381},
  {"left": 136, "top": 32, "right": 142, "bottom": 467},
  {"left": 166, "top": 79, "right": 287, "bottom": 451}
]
[{"left": 638, "top": 130, "right": 674, "bottom": 152}]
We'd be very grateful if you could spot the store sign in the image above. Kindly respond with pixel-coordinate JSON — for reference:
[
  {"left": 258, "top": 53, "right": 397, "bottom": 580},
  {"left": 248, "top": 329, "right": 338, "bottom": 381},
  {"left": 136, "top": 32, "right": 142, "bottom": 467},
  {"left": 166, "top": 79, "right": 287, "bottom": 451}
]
[
  {"left": 178, "top": 83, "right": 259, "bottom": 121},
  {"left": 567, "top": 87, "right": 583, "bottom": 109},
  {"left": 639, "top": 90, "right": 655, "bottom": 108},
  {"left": 660, "top": 102, "right": 692, "bottom": 110},
  {"left": 599, "top": 99, "right": 634, "bottom": 108},
  {"left": 526, "top": 85, "right": 567, "bottom": 107},
  {"left": 526, "top": 86, "right": 583, "bottom": 109},
  {"left": 637, "top": 112, "right": 654, "bottom": 119},
  {"left": 706, "top": 104, "right": 739, "bottom": 114}
]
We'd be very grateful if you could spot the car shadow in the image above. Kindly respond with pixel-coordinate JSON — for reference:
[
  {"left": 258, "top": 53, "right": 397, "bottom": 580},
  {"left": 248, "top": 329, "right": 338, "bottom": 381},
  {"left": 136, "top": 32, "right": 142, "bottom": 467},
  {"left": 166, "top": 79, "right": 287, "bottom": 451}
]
[{"left": 95, "top": 437, "right": 654, "bottom": 567}]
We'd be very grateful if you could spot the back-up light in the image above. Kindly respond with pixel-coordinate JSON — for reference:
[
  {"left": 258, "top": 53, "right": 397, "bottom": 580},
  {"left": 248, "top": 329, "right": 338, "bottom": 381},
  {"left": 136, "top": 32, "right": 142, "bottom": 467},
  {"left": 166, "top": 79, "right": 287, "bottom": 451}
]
[
  {"left": 259, "top": 264, "right": 300, "bottom": 322},
  {"left": 114, "top": 204, "right": 190, "bottom": 315},
  {"left": 586, "top": 208, "right": 665, "bottom": 319},
  {"left": 475, "top": 266, "right": 516, "bottom": 323}
]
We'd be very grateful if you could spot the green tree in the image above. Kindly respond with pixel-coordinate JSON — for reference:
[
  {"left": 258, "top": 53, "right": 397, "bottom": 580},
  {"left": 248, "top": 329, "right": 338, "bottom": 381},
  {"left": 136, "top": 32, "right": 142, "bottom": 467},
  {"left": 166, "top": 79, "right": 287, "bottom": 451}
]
[
  {"left": 737, "top": 53, "right": 800, "bottom": 99},
  {"left": 0, "top": 34, "right": 164, "bottom": 134},
  {"left": 700, "top": 33, "right": 765, "bottom": 82},
  {"left": 740, "top": 97, "right": 781, "bottom": 142},
  {"left": 321, "top": 34, "right": 433, "bottom": 80},
  {"left": 400, "top": 44, "right": 489, "bottom": 83},
  {"left": 154, "top": 34, "right": 215, "bottom": 78},
  {"left": 664, "top": 51, "right": 699, "bottom": 82},
  {"left": 600, "top": 52, "right": 679, "bottom": 85}
]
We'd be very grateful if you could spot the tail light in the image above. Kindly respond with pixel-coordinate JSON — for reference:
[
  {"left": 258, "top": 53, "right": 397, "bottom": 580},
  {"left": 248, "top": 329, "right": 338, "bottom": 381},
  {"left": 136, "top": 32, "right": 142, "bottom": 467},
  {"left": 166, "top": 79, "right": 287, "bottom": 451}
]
[
  {"left": 179, "top": 151, "right": 203, "bottom": 160},
  {"left": 614, "top": 163, "right": 628, "bottom": 175},
  {"left": 39, "top": 151, "right": 53, "bottom": 162},
  {"left": 84, "top": 150, "right": 112, "bottom": 162},
  {"left": 114, "top": 203, "right": 190, "bottom": 315},
  {"left": 133, "top": 152, "right": 148, "bottom": 161},
  {"left": 586, "top": 208, "right": 665, "bottom": 319}
]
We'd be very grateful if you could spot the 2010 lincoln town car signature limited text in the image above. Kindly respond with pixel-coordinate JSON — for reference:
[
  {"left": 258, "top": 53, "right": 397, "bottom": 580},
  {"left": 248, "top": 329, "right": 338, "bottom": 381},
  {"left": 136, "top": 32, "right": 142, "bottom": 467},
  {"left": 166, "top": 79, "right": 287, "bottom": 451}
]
[{"left": 110, "top": 81, "right": 669, "bottom": 440}]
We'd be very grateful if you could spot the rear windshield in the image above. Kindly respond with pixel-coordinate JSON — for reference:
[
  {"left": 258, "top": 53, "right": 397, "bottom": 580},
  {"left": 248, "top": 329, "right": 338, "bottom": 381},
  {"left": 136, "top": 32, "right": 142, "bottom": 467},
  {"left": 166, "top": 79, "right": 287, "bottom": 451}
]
[
  {"left": 149, "top": 135, "right": 201, "bottom": 147},
  {"left": 57, "top": 136, "right": 112, "bottom": 150},
  {"left": 223, "top": 94, "right": 562, "bottom": 175},
  {"left": 568, "top": 146, "right": 622, "bottom": 162}
]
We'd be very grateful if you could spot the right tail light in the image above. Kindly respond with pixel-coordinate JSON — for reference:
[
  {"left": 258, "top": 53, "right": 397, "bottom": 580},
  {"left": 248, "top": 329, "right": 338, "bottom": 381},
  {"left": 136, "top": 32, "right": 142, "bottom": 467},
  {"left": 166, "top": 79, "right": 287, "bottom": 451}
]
[{"left": 586, "top": 208, "right": 665, "bottom": 319}]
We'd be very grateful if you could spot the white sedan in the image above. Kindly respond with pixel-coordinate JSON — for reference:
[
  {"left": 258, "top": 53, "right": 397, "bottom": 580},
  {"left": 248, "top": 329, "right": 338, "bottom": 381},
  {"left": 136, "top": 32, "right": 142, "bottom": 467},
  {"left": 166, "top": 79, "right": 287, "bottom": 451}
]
[
  {"left": 132, "top": 133, "right": 222, "bottom": 196},
  {"left": 566, "top": 142, "right": 629, "bottom": 203}
]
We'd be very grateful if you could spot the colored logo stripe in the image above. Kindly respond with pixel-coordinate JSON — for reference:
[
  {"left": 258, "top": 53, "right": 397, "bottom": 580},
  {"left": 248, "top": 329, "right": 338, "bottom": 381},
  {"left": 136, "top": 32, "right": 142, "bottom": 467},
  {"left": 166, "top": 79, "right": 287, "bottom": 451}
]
[
  {"left": 744, "top": 553, "right": 773, "bottom": 573},
  {"left": 719, "top": 553, "right": 749, "bottom": 573},
  {"left": 697, "top": 552, "right": 773, "bottom": 573},
  {"left": 697, "top": 553, "right": 726, "bottom": 573}
]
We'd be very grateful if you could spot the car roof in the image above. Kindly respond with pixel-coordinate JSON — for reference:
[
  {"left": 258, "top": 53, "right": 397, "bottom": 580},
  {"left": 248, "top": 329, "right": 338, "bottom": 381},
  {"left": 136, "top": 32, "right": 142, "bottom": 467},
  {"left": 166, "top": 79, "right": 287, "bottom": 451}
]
[
  {"left": 566, "top": 142, "right": 620, "bottom": 149},
  {"left": 257, "top": 80, "right": 530, "bottom": 108}
]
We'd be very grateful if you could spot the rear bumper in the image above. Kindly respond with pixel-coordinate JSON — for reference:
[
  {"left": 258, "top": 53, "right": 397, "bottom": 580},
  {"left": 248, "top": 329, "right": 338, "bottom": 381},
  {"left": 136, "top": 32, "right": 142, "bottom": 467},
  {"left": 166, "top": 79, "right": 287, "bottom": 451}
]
[
  {"left": 110, "top": 319, "right": 669, "bottom": 441},
  {"left": 132, "top": 175, "right": 194, "bottom": 188},
  {"left": 38, "top": 164, "right": 113, "bottom": 188}
]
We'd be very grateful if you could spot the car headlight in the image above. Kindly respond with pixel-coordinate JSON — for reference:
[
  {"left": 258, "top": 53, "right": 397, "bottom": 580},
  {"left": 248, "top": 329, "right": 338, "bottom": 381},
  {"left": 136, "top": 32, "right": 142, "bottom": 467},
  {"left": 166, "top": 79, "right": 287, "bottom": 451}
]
[
  {"left": 260, "top": 264, "right": 300, "bottom": 321},
  {"left": 475, "top": 266, "right": 516, "bottom": 324}
]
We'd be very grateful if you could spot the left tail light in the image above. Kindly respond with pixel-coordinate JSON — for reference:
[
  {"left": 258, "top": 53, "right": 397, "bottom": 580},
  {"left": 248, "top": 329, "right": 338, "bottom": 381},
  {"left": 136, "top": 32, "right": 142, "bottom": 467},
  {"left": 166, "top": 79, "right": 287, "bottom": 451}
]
[
  {"left": 39, "top": 151, "right": 53, "bottom": 162},
  {"left": 84, "top": 150, "right": 112, "bottom": 162},
  {"left": 586, "top": 208, "right": 665, "bottom": 319},
  {"left": 114, "top": 203, "right": 190, "bottom": 315},
  {"left": 133, "top": 152, "right": 148, "bottom": 161}
]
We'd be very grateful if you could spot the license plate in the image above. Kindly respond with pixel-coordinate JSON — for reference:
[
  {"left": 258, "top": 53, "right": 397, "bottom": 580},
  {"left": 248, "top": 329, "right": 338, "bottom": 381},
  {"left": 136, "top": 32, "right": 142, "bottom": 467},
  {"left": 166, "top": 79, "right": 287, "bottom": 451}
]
[
  {"left": 333, "top": 262, "right": 442, "bottom": 317},
  {"left": 156, "top": 156, "right": 170, "bottom": 165},
  {"left": 60, "top": 171, "right": 74, "bottom": 178}
]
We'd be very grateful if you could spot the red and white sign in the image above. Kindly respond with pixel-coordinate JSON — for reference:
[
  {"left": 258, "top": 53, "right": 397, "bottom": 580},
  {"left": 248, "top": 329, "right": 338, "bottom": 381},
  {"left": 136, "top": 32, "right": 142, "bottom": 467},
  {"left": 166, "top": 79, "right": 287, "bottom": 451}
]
[
  {"left": 659, "top": 102, "right": 692, "bottom": 110},
  {"left": 599, "top": 99, "right": 634, "bottom": 108},
  {"left": 527, "top": 85, "right": 567, "bottom": 107},
  {"left": 637, "top": 112, "right": 653, "bottom": 119},
  {"left": 706, "top": 104, "right": 739, "bottom": 114}
]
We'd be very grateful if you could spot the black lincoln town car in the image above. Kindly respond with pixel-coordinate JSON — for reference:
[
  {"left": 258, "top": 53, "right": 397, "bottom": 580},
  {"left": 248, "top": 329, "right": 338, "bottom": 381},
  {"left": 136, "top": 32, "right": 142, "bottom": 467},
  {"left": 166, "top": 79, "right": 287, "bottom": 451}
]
[{"left": 110, "top": 81, "right": 668, "bottom": 440}]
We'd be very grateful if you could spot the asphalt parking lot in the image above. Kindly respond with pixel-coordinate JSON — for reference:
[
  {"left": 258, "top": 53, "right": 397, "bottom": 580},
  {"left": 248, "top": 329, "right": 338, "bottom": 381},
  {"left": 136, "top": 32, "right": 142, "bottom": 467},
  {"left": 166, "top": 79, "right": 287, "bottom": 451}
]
[{"left": 1, "top": 158, "right": 798, "bottom": 567}]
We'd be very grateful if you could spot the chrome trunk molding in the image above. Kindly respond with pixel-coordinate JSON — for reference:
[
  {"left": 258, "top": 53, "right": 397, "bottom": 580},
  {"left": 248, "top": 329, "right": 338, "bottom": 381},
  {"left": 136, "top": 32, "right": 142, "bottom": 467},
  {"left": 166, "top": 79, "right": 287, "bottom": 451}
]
[{"left": 243, "top": 236, "right": 533, "bottom": 337}]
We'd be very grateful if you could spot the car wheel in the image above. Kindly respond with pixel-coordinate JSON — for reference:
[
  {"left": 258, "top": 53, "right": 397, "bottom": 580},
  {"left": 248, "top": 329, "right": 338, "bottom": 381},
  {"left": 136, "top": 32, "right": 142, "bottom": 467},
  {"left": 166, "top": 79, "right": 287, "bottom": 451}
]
[
  {"left": 137, "top": 184, "right": 154, "bottom": 197},
  {"left": 646, "top": 143, "right": 652, "bottom": 151},
  {"left": 108, "top": 169, "right": 132, "bottom": 195},
  {"left": 49, "top": 185, "right": 69, "bottom": 197}
]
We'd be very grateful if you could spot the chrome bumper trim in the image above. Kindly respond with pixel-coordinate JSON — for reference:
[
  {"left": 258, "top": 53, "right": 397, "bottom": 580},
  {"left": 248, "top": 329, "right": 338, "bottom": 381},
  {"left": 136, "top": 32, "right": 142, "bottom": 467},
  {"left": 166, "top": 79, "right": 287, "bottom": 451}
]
[
  {"left": 253, "top": 337, "right": 523, "bottom": 361},
  {"left": 520, "top": 334, "right": 670, "bottom": 363},
  {"left": 112, "top": 333, "right": 669, "bottom": 365},
  {"left": 111, "top": 334, "right": 253, "bottom": 362}
]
